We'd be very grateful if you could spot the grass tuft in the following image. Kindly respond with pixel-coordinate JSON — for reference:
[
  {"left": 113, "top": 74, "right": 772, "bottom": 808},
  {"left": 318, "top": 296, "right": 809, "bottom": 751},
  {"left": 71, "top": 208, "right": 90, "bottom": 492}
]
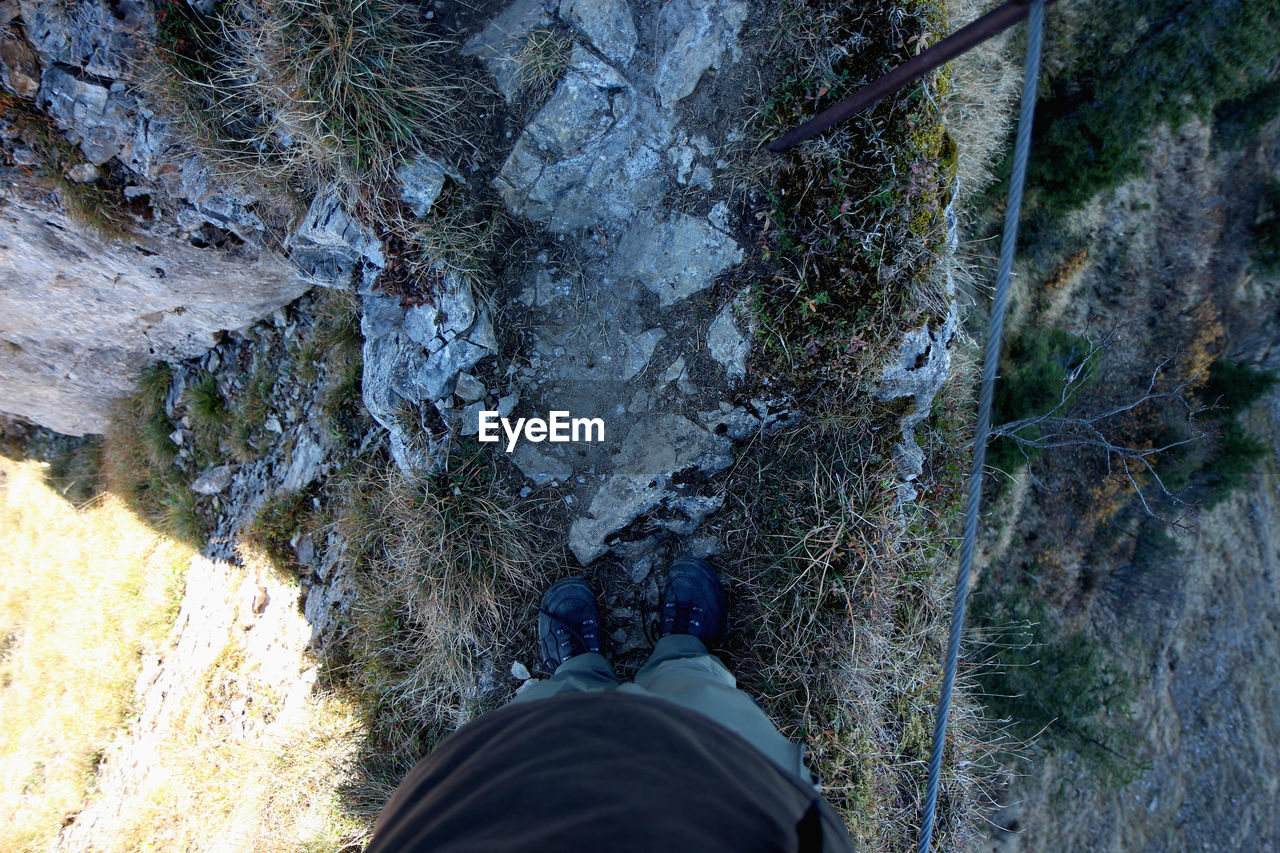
[
  {"left": 513, "top": 27, "right": 572, "bottom": 104},
  {"left": 326, "top": 456, "right": 550, "bottom": 814},
  {"left": 145, "top": 0, "right": 470, "bottom": 194}
]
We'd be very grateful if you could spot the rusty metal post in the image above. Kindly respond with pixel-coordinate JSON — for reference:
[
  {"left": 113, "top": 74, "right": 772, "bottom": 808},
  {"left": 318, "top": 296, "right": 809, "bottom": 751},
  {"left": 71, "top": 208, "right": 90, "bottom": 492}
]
[{"left": 767, "top": 0, "right": 1060, "bottom": 153}]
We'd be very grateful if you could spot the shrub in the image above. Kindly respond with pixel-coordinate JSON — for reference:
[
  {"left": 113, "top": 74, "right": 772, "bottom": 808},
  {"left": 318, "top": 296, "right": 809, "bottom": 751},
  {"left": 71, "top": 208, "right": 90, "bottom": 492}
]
[
  {"left": 972, "top": 583, "right": 1143, "bottom": 786},
  {"left": 1250, "top": 179, "right": 1280, "bottom": 277},
  {"left": 988, "top": 327, "right": 1095, "bottom": 475},
  {"left": 1022, "top": 0, "right": 1280, "bottom": 213}
]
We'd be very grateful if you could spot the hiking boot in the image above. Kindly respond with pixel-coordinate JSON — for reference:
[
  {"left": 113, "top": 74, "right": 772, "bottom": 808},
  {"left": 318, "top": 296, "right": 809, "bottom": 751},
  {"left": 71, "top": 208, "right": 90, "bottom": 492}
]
[
  {"left": 538, "top": 577, "right": 603, "bottom": 673},
  {"left": 658, "top": 556, "right": 727, "bottom": 647}
]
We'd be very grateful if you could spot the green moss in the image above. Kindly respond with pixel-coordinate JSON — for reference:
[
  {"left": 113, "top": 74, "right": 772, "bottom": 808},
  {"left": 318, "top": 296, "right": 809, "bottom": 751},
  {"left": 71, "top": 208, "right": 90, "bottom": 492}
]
[{"left": 752, "top": 0, "right": 954, "bottom": 388}]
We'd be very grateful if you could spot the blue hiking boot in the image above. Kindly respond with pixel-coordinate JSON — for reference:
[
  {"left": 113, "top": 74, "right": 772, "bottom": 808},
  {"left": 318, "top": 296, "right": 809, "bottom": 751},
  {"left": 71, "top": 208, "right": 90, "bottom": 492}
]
[
  {"left": 658, "top": 556, "right": 728, "bottom": 648},
  {"left": 537, "top": 577, "right": 603, "bottom": 673}
]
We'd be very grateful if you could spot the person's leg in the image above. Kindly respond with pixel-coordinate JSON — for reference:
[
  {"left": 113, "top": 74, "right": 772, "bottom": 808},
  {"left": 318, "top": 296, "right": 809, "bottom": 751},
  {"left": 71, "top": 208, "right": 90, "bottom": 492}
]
[
  {"left": 510, "top": 652, "right": 620, "bottom": 704},
  {"left": 622, "top": 634, "right": 812, "bottom": 785}
]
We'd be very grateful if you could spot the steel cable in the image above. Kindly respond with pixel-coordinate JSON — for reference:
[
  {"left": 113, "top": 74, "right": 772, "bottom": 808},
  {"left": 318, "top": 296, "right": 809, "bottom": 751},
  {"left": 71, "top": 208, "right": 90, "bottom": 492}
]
[{"left": 916, "top": 1, "right": 1045, "bottom": 849}]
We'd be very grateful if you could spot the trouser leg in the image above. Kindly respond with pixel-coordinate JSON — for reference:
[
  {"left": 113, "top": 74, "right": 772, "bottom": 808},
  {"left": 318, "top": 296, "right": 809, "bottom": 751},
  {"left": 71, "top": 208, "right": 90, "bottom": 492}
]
[
  {"left": 508, "top": 652, "right": 620, "bottom": 704},
  {"left": 620, "top": 635, "right": 814, "bottom": 786}
]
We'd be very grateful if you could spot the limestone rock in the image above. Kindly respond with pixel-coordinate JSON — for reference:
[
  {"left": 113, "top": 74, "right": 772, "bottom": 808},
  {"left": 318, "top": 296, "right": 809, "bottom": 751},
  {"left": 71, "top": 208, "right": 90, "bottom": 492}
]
[
  {"left": 0, "top": 191, "right": 309, "bottom": 435},
  {"left": 0, "top": 30, "right": 39, "bottom": 98},
  {"left": 706, "top": 296, "right": 750, "bottom": 381},
  {"left": 654, "top": 0, "right": 748, "bottom": 108},
  {"left": 512, "top": 444, "right": 573, "bottom": 487},
  {"left": 568, "top": 415, "right": 733, "bottom": 564},
  {"left": 875, "top": 301, "right": 958, "bottom": 486},
  {"left": 454, "top": 372, "right": 486, "bottom": 403},
  {"left": 397, "top": 156, "right": 448, "bottom": 218},
  {"left": 37, "top": 65, "right": 134, "bottom": 164},
  {"left": 288, "top": 185, "right": 384, "bottom": 290},
  {"left": 461, "top": 0, "right": 554, "bottom": 103},
  {"left": 560, "top": 0, "right": 637, "bottom": 67},
  {"left": 494, "top": 45, "right": 671, "bottom": 231},
  {"left": 612, "top": 211, "right": 743, "bottom": 306},
  {"left": 191, "top": 465, "right": 236, "bottom": 496}
]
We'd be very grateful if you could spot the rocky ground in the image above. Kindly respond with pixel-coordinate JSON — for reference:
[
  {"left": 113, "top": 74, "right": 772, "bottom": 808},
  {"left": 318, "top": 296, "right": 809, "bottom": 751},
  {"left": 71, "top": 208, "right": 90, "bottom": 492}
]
[{"left": 2, "top": 0, "right": 985, "bottom": 848}]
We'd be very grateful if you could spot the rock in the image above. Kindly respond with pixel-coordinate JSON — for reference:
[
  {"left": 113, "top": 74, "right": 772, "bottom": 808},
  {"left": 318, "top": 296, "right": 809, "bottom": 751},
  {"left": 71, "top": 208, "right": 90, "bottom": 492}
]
[
  {"left": 462, "top": 0, "right": 554, "bottom": 103},
  {"left": 498, "top": 392, "right": 520, "bottom": 418},
  {"left": 612, "top": 211, "right": 743, "bottom": 306},
  {"left": 454, "top": 372, "right": 486, "bottom": 403},
  {"left": 560, "top": 0, "right": 637, "bottom": 66},
  {"left": 494, "top": 46, "right": 672, "bottom": 231},
  {"left": 700, "top": 406, "right": 756, "bottom": 441},
  {"left": 568, "top": 415, "right": 734, "bottom": 564},
  {"left": 10, "top": 144, "right": 39, "bottom": 165},
  {"left": 281, "top": 428, "right": 326, "bottom": 492},
  {"left": 264, "top": 416, "right": 283, "bottom": 434},
  {"left": 65, "top": 162, "right": 101, "bottom": 183},
  {"left": 460, "top": 401, "right": 484, "bottom": 436},
  {"left": 292, "top": 532, "right": 315, "bottom": 568},
  {"left": 287, "top": 185, "right": 384, "bottom": 290},
  {"left": 0, "top": 193, "right": 309, "bottom": 435},
  {"left": 398, "top": 156, "right": 448, "bottom": 217},
  {"left": 20, "top": 0, "right": 145, "bottom": 81},
  {"left": 706, "top": 296, "right": 750, "bottom": 381},
  {"left": 654, "top": 0, "right": 749, "bottom": 108},
  {"left": 512, "top": 444, "right": 573, "bottom": 486},
  {"left": 191, "top": 465, "right": 236, "bottom": 495},
  {"left": 875, "top": 301, "right": 958, "bottom": 482},
  {"left": 37, "top": 66, "right": 134, "bottom": 165},
  {"left": 0, "top": 31, "right": 40, "bottom": 99},
  {"left": 511, "top": 661, "right": 531, "bottom": 681}
]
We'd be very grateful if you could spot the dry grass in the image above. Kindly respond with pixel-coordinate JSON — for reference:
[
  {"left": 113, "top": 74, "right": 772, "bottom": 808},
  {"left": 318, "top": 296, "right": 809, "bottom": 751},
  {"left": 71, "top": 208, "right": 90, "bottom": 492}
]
[
  {"left": 715, "top": 366, "right": 997, "bottom": 850},
  {"left": 142, "top": 0, "right": 470, "bottom": 196},
  {"left": 48, "top": 545, "right": 370, "bottom": 853},
  {"left": 0, "top": 458, "right": 189, "bottom": 852},
  {"left": 327, "top": 455, "right": 552, "bottom": 814},
  {"left": 512, "top": 27, "right": 572, "bottom": 104},
  {"left": 943, "top": 0, "right": 1024, "bottom": 201}
]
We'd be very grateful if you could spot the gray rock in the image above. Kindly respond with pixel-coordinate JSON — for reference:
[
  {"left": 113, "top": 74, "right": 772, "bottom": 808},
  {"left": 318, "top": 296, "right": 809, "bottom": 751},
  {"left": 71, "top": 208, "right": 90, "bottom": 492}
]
[
  {"left": 460, "top": 401, "right": 485, "bottom": 436},
  {"left": 191, "top": 465, "right": 236, "bottom": 495},
  {"left": 454, "top": 372, "right": 486, "bottom": 403},
  {"left": 288, "top": 185, "right": 384, "bottom": 290},
  {"left": 498, "top": 392, "right": 520, "bottom": 419},
  {"left": 20, "top": 0, "right": 145, "bottom": 81},
  {"left": 462, "top": 0, "right": 554, "bottom": 103},
  {"left": 701, "top": 405, "right": 760, "bottom": 441},
  {"left": 65, "top": 162, "right": 101, "bottom": 183},
  {"left": 494, "top": 46, "right": 672, "bottom": 232},
  {"left": 397, "top": 156, "right": 448, "bottom": 217},
  {"left": 654, "top": 0, "right": 748, "bottom": 108},
  {"left": 281, "top": 428, "right": 327, "bottom": 492},
  {"left": 560, "top": 0, "right": 637, "bottom": 66},
  {"left": 510, "top": 661, "right": 532, "bottom": 681},
  {"left": 37, "top": 66, "right": 134, "bottom": 164},
  {"left": 706, "top": 296, "right": 750, "bottom": 381},
  {"left": 0, "top": 193, "right": 308, "bottom": 435},
  {"left": 875, "top": 301, "right": 958, "bottom": 482},
  {"left": 512, "top": 444, "right": 573, "bottom": 487},
  {"left": 568, "top": 415, "right": 734, "bottom": 564},
  {"left": 612, "top": 211, "right": 743, "bottom": 306}
]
